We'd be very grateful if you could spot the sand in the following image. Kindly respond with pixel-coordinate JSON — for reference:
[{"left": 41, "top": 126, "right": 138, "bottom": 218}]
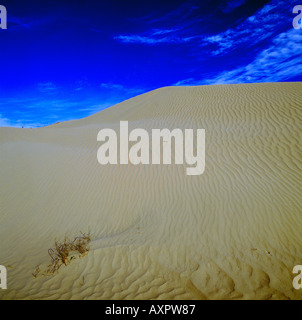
[{"left": 0, "top": 82, "right": 302, "bottom": 300}]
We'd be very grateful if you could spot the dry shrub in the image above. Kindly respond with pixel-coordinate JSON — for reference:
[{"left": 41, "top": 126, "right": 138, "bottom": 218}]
[{"left": 33, "top": 231, "right": 91, "bottom": 277}]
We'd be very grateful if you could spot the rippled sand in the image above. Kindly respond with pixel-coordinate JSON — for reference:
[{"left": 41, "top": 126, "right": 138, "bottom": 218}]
[{"left": 0, "top": 82, "right": 302, "bottom": 300}]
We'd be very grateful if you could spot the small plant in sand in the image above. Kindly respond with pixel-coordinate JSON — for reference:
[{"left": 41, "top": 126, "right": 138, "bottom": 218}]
[{"left": 33, "top": 230, "right": 91, "bottom": 277}]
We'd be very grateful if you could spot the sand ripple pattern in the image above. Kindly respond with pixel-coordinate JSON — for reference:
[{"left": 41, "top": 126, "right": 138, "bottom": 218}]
[{"left": 0, "top": 83, "right": 302, "bottom": 300}]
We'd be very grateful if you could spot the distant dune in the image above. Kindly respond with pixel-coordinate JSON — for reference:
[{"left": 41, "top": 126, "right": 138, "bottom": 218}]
[{"left": 0, "top": 82, "right": 302, "bottom": 300}]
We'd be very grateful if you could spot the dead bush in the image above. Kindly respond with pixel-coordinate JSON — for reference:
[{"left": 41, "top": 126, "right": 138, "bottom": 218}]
[{"left": 33, "top": 230, "right": 91, "bottom": 277}]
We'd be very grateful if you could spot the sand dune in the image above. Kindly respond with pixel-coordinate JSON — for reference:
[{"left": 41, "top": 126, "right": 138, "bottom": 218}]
[{"left": 0, "top": 82, "right": 302, "bottom": 300}]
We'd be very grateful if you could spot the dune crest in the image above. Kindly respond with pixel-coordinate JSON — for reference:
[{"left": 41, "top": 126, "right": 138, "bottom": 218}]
[{"left": 0, "top": 82, "right": 302, "bottom": 300}]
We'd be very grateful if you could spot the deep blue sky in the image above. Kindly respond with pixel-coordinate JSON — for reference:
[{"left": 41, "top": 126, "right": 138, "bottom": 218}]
[{"left": 0, "top": 0, "right": 301, "bottom": 127}]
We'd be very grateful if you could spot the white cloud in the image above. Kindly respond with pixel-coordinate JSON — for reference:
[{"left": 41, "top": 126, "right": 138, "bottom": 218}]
[
  {"left": 114, "top": 34, "right": 192, "bottom": 44},
  {"left": 100, "top": 82, "right": 145, "bottom": 95},
  {"left": 0, "top": 114, "right": 11, "bottom": 127},
  {"left": 37, "top": 82, "right": 57, "bottom": 93},
  {"left": 202, "top": 0, "right": 289, "bottom": 56},
  {"left": 174, "top": 28, "right": 302, "bottom": 85}
]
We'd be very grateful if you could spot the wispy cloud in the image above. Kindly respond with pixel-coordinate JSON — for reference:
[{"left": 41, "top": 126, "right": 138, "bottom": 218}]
[
  {"left": 174, "top": 28, "right": 302, "bottom": 85},
  {"left": 202, "top": 0, "right": 289, "bottom": 56},
  {"left": 114, "top": 34, "right": 191, "bottom": 44},
  {"left": 0, "top": 97, "right": 106, "bottom": 128},
  {"left": 174, "top": 78, "right": 196, "bottom": 86},
  {"left": 100, "top": 82, "right": 145, "bottom": 95},
  {"left": 114, "top": 1, "right": 202, "bottom": 45},
  {"left": 74, "top": 79, "right": 89, "bottom": 92},
  {"left": 0, "top": 79, "right": 149, "bottom": 128},
  {"left": 207, "top": 29, "right": 302, "bottom": 84},
  {"left": 24, "top": 99, "right": 81, "bottom": 111},
  {"left": 37, "top": 82, "right": 58, "bottom": 94},
  {"left": 0, "top": 114, "right": 13, "bottom": 127},
  {"left": 114, "top": 28, "right": 200, "bottom": 45},
  {"left": 114, "top": 0, "right": 290, "bottom": 62},
  {"left": 219, "top": 0, "right": 249, "bottom": 13}
]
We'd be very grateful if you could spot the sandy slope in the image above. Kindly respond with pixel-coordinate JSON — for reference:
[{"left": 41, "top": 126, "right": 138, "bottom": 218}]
[{"left": 0, "top": 82, "right": 302, "bottom": 300}]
